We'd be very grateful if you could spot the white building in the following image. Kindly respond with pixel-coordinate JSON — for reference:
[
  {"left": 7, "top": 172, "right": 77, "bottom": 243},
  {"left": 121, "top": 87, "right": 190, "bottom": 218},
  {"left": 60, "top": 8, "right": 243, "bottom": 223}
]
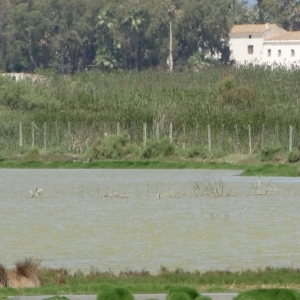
[{"left": 229, "top": 23, "right": 300, "bottom": 68}]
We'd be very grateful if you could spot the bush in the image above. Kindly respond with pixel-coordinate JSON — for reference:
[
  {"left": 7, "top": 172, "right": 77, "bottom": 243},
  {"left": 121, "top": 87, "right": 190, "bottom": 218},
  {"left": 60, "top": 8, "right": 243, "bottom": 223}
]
[
  {"left": 167, "top": 292, "right": 191, "bottom": 300},
  {"left": 187, "top": 146, "right": 208, "bottom": 159},
  {"left": 143, "top": 138, "right": 175, "bottom": 159},
  {"left": 288, "top": 148, "right": 300, "bottom": 163},
  {"left": 90, "top": 133, "right": 131, "bottom": 160},
  {"left": 0, "top": 264, "right": 7, "bottom": 287},
  {"left": 218, "top": 75, "right": 261, "bottom": 110},
  {"left": 15, "top": 258, "right": 40, "bottom": 278},
  {"left": 261, "top": 144, "right": 283, "bottom": 162},
  {"left": 97, "top": 286, "right": 134, "bottom": 300},
  {"left": 168, "top": 286, "right": 200, "bottom": 300},
  {"left": 233, "top": 288, "right": 300, "bottom": 300}
]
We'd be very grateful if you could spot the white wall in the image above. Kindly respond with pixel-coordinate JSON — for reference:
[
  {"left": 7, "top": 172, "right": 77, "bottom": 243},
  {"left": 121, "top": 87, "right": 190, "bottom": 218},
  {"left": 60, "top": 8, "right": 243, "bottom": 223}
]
[
  {"left": 262, "top": 41, "right": 300, "bottom": 67},
  {"left": 229, "top": 33, "right": 264, "bottom": 65}
]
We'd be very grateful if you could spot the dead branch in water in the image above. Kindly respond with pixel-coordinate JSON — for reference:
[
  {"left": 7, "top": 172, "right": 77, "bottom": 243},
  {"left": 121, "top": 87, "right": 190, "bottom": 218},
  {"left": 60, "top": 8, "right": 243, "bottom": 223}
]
[{"left": 28, "top": 187, "right": 43, "bottom": 198}]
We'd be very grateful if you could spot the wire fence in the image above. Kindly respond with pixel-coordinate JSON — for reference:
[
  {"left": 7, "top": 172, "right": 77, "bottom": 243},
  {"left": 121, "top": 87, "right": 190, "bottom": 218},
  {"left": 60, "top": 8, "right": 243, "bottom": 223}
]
[{"left": 0, "top": 121, "right": 297, "bottom": 154}]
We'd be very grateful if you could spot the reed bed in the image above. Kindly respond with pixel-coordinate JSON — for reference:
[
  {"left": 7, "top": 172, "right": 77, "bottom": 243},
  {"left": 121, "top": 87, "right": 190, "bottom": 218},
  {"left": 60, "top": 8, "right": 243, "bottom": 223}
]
[{"left": 1, "top": 66, "right": 300, "bottom": 156}]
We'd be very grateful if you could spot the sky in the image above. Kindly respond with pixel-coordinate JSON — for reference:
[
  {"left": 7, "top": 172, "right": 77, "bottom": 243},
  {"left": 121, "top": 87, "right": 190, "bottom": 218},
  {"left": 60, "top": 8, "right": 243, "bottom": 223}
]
[{"left": 246, "top": 0, "right": 256, "bottom": 6}]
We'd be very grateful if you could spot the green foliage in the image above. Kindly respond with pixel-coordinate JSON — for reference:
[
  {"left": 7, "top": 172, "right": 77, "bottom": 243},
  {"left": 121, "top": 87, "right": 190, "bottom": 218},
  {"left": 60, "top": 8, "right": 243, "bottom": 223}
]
[
  {"left": 187, "top": 146, "right": 208, "bottom": 159},
  {"left": 261, "top": 144, "right": 283, "bottom": 162},
  {"left": 167, "top": 292, "right": 191, "bottom": 300},
  {"left": 97, "top": 286, "right": 134, "bottom": 300},
  {"left": 233, "top": 288, "right": 300, "bottom": 300},
  {"left": 218, "top": 75, "right": 260, "bottom": 110},
  {"left": 143, "top": 138, "right": 175, "bottom": 159},
  {"left": 167, "top": 286, "right": 200, "bottom": 300},
  {"left": 89, "top": 133, "right": 132, "bottom": 160},
  {"left": 288, "top": 148, "right": 300, "bottom": 163}
]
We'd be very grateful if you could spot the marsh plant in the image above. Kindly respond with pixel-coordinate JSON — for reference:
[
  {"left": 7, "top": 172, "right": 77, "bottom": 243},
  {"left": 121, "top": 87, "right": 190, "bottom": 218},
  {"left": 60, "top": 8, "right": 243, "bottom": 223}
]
[
  {"left": 194, "top": 178, "right": 236, "bottom": 197},
  {"left": 250, "top": 176, "right": 276, "bottom": 196}
]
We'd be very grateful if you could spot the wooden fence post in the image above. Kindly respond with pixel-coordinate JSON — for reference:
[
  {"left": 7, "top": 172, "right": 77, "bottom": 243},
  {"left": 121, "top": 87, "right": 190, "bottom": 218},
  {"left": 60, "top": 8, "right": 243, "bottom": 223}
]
[
  {"left": 117, "top": 122, "right": 120, "bottom": 136},
  {"left": 182, "top": 124, "right": 186, "bottom": 150},
  {"left": 156, "top": 122, "right": 160, "bottom": 140},
  {"left": 19, "top": 121, "right": 23, "bottom": 147},
  {"left": 143, "top": 123, "right": 147, "bottom": 147},
  {"left": 261, "top": 124, "right": 265, "bottom": 150},
  {"left": 169, "top": 123, "right": 173, "bottom": 144},
  {"left": 7, "top": 124, "right": 11, "bottom": 150},
  {"left": 208, "top": 124, "right": 212, "bottom": 152},
  {"left": 221, "top": 124, "right": 225, "bottom": 152},
  {"left": 195, "top": 124, "right": 200, "bottom": 145},
  {"left": 234, "top": 124, "right": 240, "bottom": 152},
  {"left": 68, "top": 121, "right": 71, "bottom": 151},
  {"left": 43, "top": 122, "right": 47, "bottom": 151},
  {"left": 55, "top": 121, "right": 59, "bottom": 146},
  {"left": 248, "top": 124, "right": 252, "bottom": 153},
  {"left": 275, "top": 125, "right": 279, "bottom": 143},
  {"left": 31, "top": 122, "right": 35, "bottom": 148},
  {"left": 289, "top": 125, "right": 293, "bottom": 152}
]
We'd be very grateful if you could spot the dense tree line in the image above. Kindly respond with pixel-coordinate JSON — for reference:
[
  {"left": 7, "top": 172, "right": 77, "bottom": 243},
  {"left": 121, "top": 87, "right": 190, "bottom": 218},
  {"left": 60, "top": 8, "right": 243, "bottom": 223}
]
[{"left": 0, "top": 0, "right": 300, "bottom": 73}]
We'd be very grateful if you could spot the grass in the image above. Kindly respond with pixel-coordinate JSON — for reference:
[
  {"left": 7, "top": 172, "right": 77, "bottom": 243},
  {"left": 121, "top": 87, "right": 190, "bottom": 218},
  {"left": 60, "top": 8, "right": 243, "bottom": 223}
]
[{"left": 2, "top": 266, "right": 300, "bottom": 296}]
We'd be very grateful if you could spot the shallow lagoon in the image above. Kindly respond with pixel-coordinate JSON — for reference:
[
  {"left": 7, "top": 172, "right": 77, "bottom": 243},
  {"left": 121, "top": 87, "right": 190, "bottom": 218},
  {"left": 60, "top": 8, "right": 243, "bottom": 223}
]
[{"left": 1, "top": 169, "right": 299, "bottom": 273}]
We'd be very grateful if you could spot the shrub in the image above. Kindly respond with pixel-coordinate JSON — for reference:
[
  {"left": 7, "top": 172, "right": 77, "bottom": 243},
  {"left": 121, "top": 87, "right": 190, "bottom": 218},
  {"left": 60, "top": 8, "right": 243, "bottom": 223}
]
[
  {"left": 187, "top": 146, "right": 208, "bottom": 159},
  {"left": 167, "top": 292, "right": 191, "bottom": 300},
  {"left": 0, "top": 264, "right": 7, "bottom": 287},
  {"left": 218, "top": 75, "right": 260, "bottom": 110},
  {"left": 261, "top": 144, "right": 283, "bottom": 162},
  {"left": 233, "top": 288, "right": 300, "bottom": 300},
  {"left": 168, "top": 286, "right": 200, "bottom": 300},
  {"left": 97, "top": 286, "right": 134, "bottom": 300},
  {"left": 143, "top": 138, "right": 174, "bottom": 159},
  {"left": 90, "top": 133, "right": 131, "bottom": 160},
  {"left": 288, "top": 148, "right": 300, "bottom": 163},
  {"left": 15, "top": 258, "right": 40, "bottom": 278}
]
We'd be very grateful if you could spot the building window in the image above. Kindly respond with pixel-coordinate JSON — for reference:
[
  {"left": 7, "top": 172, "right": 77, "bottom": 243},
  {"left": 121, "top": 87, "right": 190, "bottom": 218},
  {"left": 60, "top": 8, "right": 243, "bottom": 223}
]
[
  {"left": 248, "top": 45, "right": 254, "bottom": 55},
  {"left": 268, "top": 49, "right": 271, "bottom": 57},
  {"left": 249, "top": 35, "right": 252, "bottom": 39},
  {"left": 291, "top": 49, "right": 295, "bottom": 57},
  {"left": 278, "top": 50, "right": 281, "bottom": 57}
]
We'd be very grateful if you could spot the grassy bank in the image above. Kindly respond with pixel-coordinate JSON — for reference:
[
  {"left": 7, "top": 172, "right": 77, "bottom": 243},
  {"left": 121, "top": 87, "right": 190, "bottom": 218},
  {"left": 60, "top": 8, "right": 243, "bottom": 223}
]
[{"left": 2, "top": 265, "right": 300, "bottom": 296}]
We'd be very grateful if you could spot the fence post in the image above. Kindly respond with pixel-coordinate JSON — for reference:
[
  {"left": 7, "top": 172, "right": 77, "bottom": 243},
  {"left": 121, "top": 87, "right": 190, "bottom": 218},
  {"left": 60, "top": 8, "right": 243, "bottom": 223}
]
[
  {"left": 43, "top": 122, "right": 47, "bottom": 151},
  {"left": 289, "top": 125, "right": 293, "bottom": 152},
  {"left": 130, "top": 122, "right": 135, "bottom": 142},
  {"left": 7, "top": 124, "right": 11, "bottom": 150},
  {"left": 143, "top": 123, "right": 147, "bottom": 147},
  {"left": 103, "top": 122, "right": 107, "bottom": 137},
  {"left": 261, "top": 124, "right": 265, "bottom": 150},
  {"left": 182, "top": 124, "right": 186, "bottom": 150},
  {"left": 234, "top": 124, "right": 240, "bottom": 152},
  {"left": 92, "top": 122, "right": 96, "bottom": 142},
  {"left": 19, "top": 121, "right": 23, "bottom": 147},
  {"left": 208, "top": 124, "right": 212, "bottom": 152},
  {"left": 31, "top": 122, "right": 35, "bottom": 148},
  {"left": 55, "top": 121, "right": 59, "bottom": 146},
  {"left": 156, "top": 122, "right": 160, "bottom": 140},
  {"left": 117, "top": 122, "right": 120, "bottom": 136},
  {"left": 195, "top": 124, "right": 200, "bottom": 145},
  {"left": 169, "top": 123, "right": 173, "bottom": 144},
  {"left": 248, "top": 124, "right": 252, "bottom": 153},
  {"left": 221, "top": 124, "right": 225, "bottom": 152},
  {"left": 275, "top": 124, "right": 279, "bottom": 143},
  {"left": 68, "top": 121, "right": 71, "bottom": 151}
]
